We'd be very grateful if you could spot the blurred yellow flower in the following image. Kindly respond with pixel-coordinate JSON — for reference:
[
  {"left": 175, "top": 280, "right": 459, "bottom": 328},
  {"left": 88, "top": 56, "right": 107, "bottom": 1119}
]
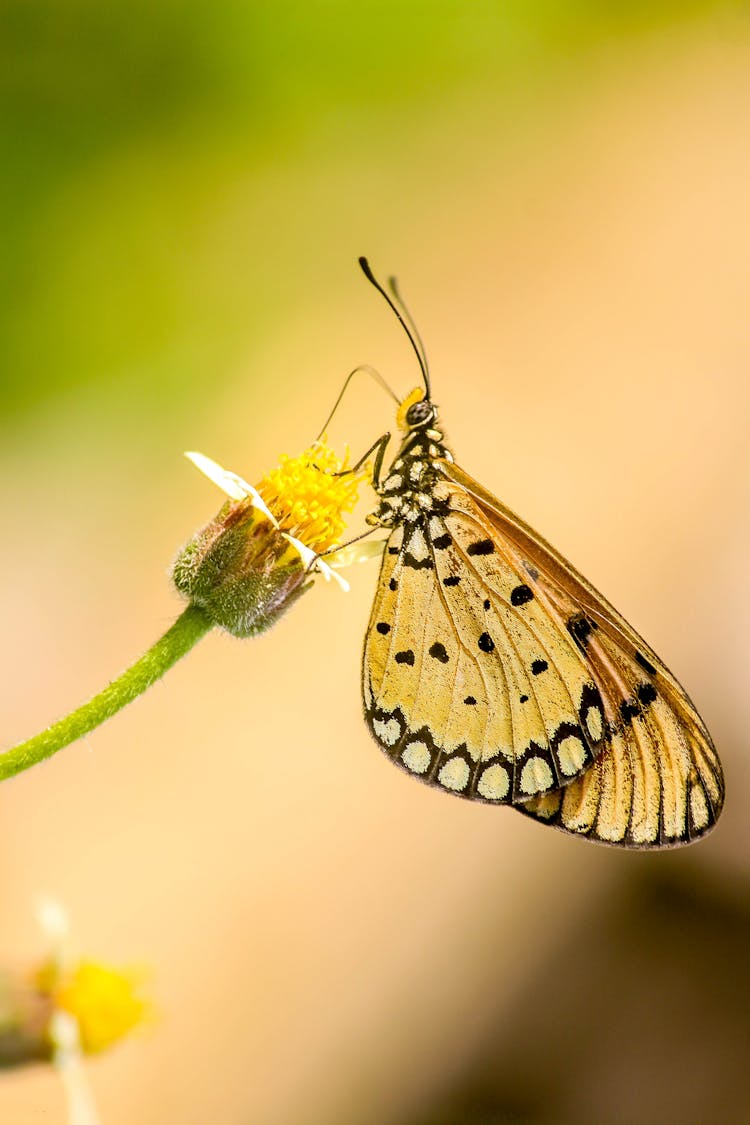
[
  {"left": 46, "top": 960, "right": 148, "bottom": 1055},
  {"left": 0, "top": 896, "right": 151, "bottom": 1125}
]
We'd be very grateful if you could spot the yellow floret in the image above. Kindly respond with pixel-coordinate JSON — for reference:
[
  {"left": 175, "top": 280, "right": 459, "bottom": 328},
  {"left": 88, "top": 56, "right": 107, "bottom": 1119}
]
[{"left": 257, "top": 439, "right": 367, "bottom": 554}]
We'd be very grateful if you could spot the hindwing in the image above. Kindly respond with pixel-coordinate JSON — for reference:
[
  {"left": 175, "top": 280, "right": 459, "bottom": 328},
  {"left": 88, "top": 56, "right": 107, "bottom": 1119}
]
[{"left": 439, "top": 461, "right": 724, "bottom": 845}]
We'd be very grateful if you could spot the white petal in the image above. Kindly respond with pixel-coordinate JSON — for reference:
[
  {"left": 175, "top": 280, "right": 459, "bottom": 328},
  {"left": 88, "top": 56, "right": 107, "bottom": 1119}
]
[
  {"left": 50, "top": 1012, "right": 102, "bottom": 1125},
  {"left": 323, "top": 567, "right": 351, "bottom": 592},
  {"left": 283, "top": 534, "right": 350, "bottom": 592},
  {"left": 184, "top": 451, "right": 278, "bottom": 524},
  {"left": 185, "top": 451, "right": 246, "bottom": 499},
  {"left": 49, "top": 1010, "right": 80, "bottom": 1055}
]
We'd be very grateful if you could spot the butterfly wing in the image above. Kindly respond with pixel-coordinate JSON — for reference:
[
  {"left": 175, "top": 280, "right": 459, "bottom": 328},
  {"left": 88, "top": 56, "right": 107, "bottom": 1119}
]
[
  {"left": 363, "top": 485, "right": 613, "bottom": 807},
  {"left": 439, "top": 460, "right": 724, "bottom": 846}
]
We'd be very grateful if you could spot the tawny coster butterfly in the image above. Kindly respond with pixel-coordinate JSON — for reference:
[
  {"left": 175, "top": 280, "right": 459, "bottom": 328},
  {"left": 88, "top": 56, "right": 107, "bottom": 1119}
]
[{"left": 356, "top": 257, "right": 724, "bottom": 847}]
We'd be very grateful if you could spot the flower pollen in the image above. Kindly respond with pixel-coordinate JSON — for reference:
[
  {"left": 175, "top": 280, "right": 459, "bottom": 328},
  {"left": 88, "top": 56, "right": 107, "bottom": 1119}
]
[{"left": 256, "top": 439, "right": 366, "bottom": 555}]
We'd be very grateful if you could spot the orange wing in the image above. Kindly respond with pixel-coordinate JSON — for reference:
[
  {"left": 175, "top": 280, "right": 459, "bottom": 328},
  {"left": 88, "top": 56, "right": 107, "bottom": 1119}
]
[{"left": 439, "top": 461, "right": 724, "bottom": 846}]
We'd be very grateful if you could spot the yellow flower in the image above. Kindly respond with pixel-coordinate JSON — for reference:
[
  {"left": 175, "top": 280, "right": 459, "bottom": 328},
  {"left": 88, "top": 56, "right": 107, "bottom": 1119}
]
[
  {"left": 51, "top": 960, "right": 148, "bottom": 1055},
  {"left": 256, "top": 440, "right": 365, "bottom": 555},
  {"left": 173, "top": 436, "right": 371, "bottom": 638},
  {"left": 0, "top": 896, "right": 150, "bottom": 1125}
]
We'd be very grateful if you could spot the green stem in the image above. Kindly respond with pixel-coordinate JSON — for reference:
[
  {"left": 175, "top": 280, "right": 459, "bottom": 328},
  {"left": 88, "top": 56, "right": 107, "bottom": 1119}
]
[{"left": 1, "top": 604, "right": 213, "bottom": 782}]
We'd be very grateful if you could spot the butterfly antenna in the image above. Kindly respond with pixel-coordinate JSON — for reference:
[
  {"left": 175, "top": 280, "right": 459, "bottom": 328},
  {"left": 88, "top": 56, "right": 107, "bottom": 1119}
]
[
  {"left": 315, "top": 364, "right": 399, "bottom": 442},
  {"left": 358, "top": 256, "right": 432, "bottom": 400},
  {"left": 387, "top": 273, "right": 430, "bottom": 394}
]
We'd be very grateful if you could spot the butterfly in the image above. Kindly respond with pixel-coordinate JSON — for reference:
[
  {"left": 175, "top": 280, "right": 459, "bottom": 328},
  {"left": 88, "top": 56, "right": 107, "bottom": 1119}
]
[{"left": 357, "top": 257, "right": 724, "bottom": 847}]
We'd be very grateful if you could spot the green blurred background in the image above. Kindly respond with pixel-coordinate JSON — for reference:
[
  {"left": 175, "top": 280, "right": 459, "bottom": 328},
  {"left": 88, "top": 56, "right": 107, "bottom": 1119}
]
[{"left": 2, "top": 3, "right": 750, "bottom": 1122}]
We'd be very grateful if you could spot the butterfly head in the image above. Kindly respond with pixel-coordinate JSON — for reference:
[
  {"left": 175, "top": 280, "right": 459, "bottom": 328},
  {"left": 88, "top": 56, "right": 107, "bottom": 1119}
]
[{"left": 396, "top": 387, "right": 438, "bottom": 434}]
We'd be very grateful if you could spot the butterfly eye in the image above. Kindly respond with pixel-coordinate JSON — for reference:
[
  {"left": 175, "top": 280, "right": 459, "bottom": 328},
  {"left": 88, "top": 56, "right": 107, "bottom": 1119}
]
[{"left": 405, "top": 400, "right": 436, "bottom": 428}]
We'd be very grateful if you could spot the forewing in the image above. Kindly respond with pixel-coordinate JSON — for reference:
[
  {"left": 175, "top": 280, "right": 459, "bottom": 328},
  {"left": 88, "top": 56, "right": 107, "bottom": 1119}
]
[
  {"left": 363, "top": 495, "right": 610, "bottom": 805},
  {"left": 440, "top": 460, "right": 724, "bottom": 846}
]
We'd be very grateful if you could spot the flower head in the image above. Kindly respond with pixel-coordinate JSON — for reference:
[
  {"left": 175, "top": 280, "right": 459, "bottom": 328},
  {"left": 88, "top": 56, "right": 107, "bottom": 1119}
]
[
  {"left": 0, "top": 899, "right": 149, "bottom": 1078},
  {"left": 172, "top": 436, "right": 369, "bottom": 639},
  {"left": 48, "top": 960, "right": 148, "bottom": 1055}
]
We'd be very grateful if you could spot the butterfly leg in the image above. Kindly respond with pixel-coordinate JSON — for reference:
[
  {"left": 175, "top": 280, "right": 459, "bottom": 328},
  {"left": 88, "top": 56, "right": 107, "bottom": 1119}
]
[
  {"left": 305, "top": 434, "right": 394, "bottom": 563},
  {"left": 332, "top": 432, "right": 392, "bottom": 490}
]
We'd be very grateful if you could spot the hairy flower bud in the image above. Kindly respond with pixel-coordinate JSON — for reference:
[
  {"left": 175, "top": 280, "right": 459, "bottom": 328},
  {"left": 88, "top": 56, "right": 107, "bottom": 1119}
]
[{"left": 173, "top": 498, "right": 311, "bottom": 638}]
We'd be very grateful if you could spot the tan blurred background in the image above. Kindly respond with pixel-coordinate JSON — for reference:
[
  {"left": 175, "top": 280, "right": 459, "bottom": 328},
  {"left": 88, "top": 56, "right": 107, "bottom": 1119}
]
[{"left": 2, "top": 3, "right": 750, "bottom": 1122}]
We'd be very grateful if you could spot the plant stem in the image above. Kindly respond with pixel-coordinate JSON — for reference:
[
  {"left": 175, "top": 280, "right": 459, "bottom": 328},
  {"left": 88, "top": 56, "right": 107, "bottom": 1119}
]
[{"left": 1, "top": 604, "right": 213, "bottom": 782}]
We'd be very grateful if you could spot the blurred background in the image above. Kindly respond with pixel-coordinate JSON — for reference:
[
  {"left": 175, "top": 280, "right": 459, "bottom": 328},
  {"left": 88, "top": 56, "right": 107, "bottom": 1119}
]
[{"left": 2, "top": 2, "right": 749, "bottom": 1121}]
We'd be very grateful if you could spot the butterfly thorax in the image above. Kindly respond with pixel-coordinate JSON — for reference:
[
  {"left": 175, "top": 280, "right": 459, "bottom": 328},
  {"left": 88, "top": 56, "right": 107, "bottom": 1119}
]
[{"left": 373, "top": 426, "right": 454, "bottom": 529}]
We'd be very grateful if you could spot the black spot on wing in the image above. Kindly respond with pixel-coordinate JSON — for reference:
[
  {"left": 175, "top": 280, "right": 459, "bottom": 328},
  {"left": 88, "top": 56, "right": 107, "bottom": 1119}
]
[
  {"left": 430, "top": 497, "right": 452, "bottom": 518},
  {"left": 428, "top": 642, "right": 450, "bottom": 664},
  {"left": 520, "top": 694, "right": 529, "bottom": 703},
  {"left": 637, "top": 681, "right": 658, "bottom": 705},
  {"left": 635, "top": 650, "right": 658, "bottom": 676},
  {"left": 620, "top": 699, "right": 640, "bottom": 724},
  {"left": 467, "top": 538, "right": 495, "bottom": 556},
  {"left": 464, "top": 695, "right": 477, "bottom": 706},
  {"left": 510, "top": 584, "right": 534, "bottom": 606},
  {"left": 483, "top": 598, "right": 491, "bottom": 610},
  {"left": 403, "top": 554, "right": 434, "bottom": 570},
  {"left": 567, "top": 613, "right": 596, "bottom": 649},
  {"left": 443, "top": 575, "right": 460, "bottom": 587},
  {"left": 432, "top": 533, "right": 452, "bottom": 549},
  {"left": 531, "top": 659, "right": 548, "bottom": 676},
  {"left": 395, "top": 650, "right": 415, "bottom": 666},
  {"left": 376, "top": 622, "right": 391, "bottom": 635},
  {"left": 389, "top": 578, "right": 398, "bottom": 591},
  {"left": 388, "top": 546, "right": 399, "bottom": 555},
  {"left": 478, "top": 632, "right": 495, "bottom": 653}
]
